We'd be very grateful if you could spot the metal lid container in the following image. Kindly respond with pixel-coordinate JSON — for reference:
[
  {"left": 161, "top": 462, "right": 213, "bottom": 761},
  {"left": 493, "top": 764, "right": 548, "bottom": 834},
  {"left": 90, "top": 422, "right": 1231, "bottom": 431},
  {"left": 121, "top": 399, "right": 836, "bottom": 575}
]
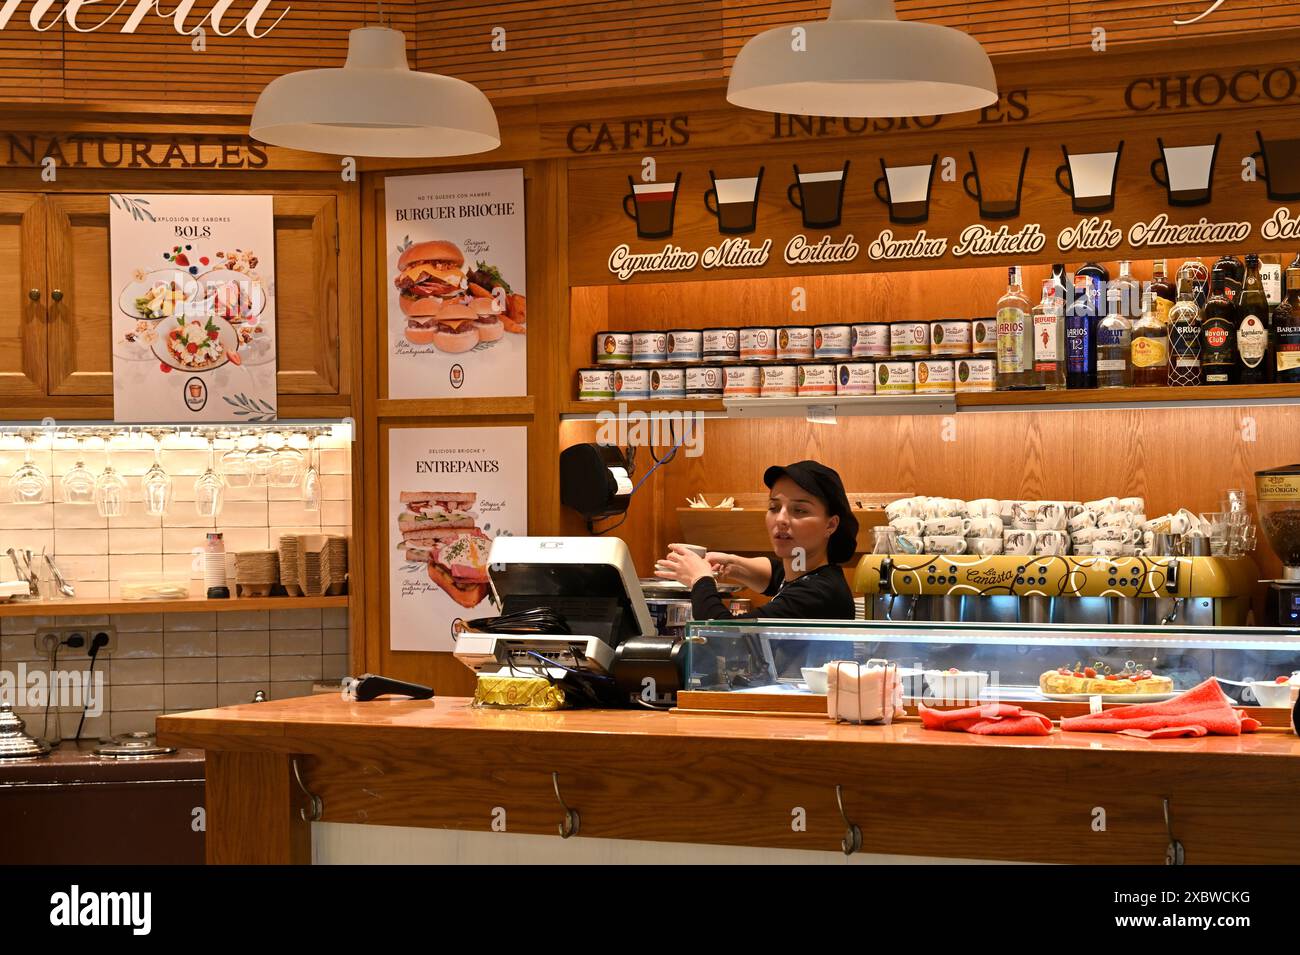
[{"left": 0, "top": 704, "right": 50, "bottom": 760}]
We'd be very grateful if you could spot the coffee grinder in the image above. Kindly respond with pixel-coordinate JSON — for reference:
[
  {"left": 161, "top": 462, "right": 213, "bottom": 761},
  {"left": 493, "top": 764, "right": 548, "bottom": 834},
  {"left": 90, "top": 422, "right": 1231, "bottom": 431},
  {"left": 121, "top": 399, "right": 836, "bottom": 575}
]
[{"left": 1256, "top": 464, "right": 1300, "bottom": 626}]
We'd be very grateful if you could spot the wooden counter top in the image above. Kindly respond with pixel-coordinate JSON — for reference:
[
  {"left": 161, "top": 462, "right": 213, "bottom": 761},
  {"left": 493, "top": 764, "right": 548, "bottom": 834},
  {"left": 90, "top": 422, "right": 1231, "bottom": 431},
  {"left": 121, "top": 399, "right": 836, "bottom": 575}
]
[
  {"left": 158, "top": 692, "right": 1300, "bottom": 759},
  {"left": 159, "top": 693, "right": 1300, "bottom": 865}
]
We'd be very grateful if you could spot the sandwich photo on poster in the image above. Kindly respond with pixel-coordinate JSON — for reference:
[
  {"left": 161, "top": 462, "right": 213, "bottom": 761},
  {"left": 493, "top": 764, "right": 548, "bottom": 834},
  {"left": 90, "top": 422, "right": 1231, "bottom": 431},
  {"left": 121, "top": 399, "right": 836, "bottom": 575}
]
[
  {"left": 385, "top": 169, "right": 527, "bottom": 399},
  {"left": 387, "top": 427, "right": 527, "bottom": 652},
  {"left": 109, "top": 194, "right": 277, "bottom": 422}
]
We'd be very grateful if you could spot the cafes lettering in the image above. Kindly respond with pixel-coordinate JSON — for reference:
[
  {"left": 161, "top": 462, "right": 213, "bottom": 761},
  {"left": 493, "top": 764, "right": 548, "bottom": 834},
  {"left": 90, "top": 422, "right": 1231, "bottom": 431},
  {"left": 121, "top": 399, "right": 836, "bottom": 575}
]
[
  {"left": 0, "top": 0, "right": 289, "bottom": 36},
  {"left": 566, "top": 116, "right": 690, "bottom": 153},
  {"left": 4, "top": 133, "right": 267, "bottom": 168}
]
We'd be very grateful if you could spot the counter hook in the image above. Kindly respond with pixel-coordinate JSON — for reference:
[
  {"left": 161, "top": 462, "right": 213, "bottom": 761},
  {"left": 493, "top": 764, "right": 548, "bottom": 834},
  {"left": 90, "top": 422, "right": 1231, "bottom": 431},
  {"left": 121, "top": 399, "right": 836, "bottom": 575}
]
[
  {"left": 1162, "top": 796, "right": 1184, "bottom": 865},
  {"left": 552, "top": 772, "right": 580, "bottom": 838},
  {"left": 292, "top": 757, "right": 323, "bottom": 823},
  {"left": 836, "top": 784, "right": 862, "bottom": 856}
]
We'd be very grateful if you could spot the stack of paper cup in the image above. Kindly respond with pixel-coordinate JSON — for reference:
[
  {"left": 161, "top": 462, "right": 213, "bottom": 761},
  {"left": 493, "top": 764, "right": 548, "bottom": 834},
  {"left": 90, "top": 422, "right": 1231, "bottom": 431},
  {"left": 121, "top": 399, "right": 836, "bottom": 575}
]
[{"left": 204, "top": 533, "right": 228, "bottom": 592}]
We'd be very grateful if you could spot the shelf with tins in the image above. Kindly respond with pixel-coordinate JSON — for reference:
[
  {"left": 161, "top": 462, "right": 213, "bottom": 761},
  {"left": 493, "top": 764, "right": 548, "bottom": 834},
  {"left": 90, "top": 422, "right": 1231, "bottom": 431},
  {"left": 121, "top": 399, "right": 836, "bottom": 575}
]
[
  {"left": 561, "top": 383, "right": 1300, "bottom": 419},
  {"left": 0, "top": 594, "right": 349, "bottom": 618}
]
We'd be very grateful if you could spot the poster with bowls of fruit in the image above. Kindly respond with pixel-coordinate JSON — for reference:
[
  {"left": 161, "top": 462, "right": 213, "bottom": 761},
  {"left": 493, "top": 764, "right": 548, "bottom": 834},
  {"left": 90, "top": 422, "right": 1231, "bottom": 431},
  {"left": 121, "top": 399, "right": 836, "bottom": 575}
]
[
  {"left": 109, "top": 194, "right": 277, "bottom": 422},
  {"left": 384, "top": 169, "right": 527, "bottom": 399}
]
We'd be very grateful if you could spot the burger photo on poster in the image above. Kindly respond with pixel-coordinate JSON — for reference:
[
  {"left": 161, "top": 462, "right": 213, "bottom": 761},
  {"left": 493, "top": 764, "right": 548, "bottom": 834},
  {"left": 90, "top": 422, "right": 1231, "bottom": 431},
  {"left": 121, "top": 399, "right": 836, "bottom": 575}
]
[
  {"left": 396, "top": 490, "right": 493, "bottom": 608},
  {"left": 394, "top": 238, "right": 527, "bottom": 352}
]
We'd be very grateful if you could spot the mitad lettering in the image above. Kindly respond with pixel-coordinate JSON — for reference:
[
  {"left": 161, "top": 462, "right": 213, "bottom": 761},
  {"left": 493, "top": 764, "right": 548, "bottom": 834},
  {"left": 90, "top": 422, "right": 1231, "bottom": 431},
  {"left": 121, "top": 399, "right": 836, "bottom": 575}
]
[{"left": 0, "top": 0, "right": 289, "bottom": 37}]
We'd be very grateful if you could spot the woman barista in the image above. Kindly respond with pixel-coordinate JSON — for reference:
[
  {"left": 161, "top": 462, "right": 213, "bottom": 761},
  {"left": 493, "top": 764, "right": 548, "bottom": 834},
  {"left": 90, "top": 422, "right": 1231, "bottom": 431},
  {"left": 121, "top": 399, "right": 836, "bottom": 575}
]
[{"left": 655, "top": 460, "right": 858, "bottom": 620}]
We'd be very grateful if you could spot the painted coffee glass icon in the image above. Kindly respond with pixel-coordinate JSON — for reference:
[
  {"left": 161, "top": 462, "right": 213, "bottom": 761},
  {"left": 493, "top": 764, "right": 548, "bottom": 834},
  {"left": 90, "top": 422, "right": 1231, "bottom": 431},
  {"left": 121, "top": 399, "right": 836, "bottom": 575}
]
[
  {"left": 1055, "top": 141, "right": 1124, "bottom": 214},
  {"left": 963, "top": 148, "right": 1029, "bottom": 220},
  {"left": 787, "top": 161, "right": 850, "bottom": 229},
  {"left": 1251, "top": 131, "right": 1300, "bottom": 202},
  {"left": 1150, "top": 135, "right": 1220, "bottom": 207},
  {"left": 622, "top": 172, "right": 682, "bottom": 240},
  {"left": 873, "top": 155, "right": 937, "bottom": 225},
  {"left": 703, "top": 167, "right": 764, "bottom": 235}
]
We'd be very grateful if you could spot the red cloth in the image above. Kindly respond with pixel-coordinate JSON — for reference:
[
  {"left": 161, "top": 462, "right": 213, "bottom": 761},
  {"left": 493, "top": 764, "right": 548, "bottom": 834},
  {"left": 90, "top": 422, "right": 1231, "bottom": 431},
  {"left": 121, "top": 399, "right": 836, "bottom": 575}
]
[
  {"left": 919, "top": 702, "right": 1053, "bottom": 736},
  {"left": 1060, "top": 677, "right": 1262, "bottom": 738}
]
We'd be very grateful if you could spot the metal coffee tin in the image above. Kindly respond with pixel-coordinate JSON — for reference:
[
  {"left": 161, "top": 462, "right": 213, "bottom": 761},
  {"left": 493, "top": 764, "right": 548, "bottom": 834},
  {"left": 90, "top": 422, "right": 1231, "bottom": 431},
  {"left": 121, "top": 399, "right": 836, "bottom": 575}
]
[
  {"left": 649, "top": 367, "right": 685, "bottom": 399},
  {"left": 890, "top": 322, "right": 930, "bottom": 357},
  {"left": 777, "top": 326, "right": 813, "bottom": 360},
  {"left": 685, "top": 365, "right": 724, "bottom": 397},
  {"left": 577, "top": 367, "right": 616, "bottom": 401},
  {"left": 813, "top": 324, "right": 852, "bottom": 359},
  {"left": 954, "top": 357, "right": 996, "bottom": 392},
  {"left": 614, "top": 367, "right": 651, "bottom": 400},
  {"left": 915, "top": 358, "right": 955, "bottom": 394},
  {"left": 724, "top": 365, "right": 761, "bottom": 397},
  {"left": 971, "top": 317, "right": 997, "bottom": 354},
  {"left": 703, "top": 327, "right": 740, "bottom": 361},
  {"left": 666, "top": 329, "right": 702, "bottom": 363},
  {"left": 929, "top": 320, "right": 972, "bottom": 356},
  {"left": 876, "top": 359, "right": 916, "bottom": 394},
  {"left": 851, "top": 323, "right": 890, "bottom": 358},
  {"left": 631, "top": 330, "right": 668, "bottom": 364},
  {"left": 760, "top": 364, "right": 797, "bottom": 397},
  {"left": 594, "top": 331, "right": 632, "bottom": 364},
  {"left": 836, "top": 362, "right": 875, "bottom": 396},
  {"left": 739, "top": 326, "right": 777, "bottom": 361},
  {"left": 798, "top": 363, "right": 838, "bottom": 396}
]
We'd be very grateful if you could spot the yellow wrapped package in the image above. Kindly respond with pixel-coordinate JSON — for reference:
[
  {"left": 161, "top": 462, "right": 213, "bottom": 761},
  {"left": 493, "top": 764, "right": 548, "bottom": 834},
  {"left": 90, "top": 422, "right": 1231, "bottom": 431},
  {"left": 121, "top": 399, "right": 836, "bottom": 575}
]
[{"left": 472, "top": 674, "right": 565, "bottom": 710}]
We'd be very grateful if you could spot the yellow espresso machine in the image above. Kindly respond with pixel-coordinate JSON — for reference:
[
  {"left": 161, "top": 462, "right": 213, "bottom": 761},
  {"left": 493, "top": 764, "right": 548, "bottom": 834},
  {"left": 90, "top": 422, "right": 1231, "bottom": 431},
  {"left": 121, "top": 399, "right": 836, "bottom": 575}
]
[{"left": 853, "top": 554, "right": 1258, "bottom": 627}]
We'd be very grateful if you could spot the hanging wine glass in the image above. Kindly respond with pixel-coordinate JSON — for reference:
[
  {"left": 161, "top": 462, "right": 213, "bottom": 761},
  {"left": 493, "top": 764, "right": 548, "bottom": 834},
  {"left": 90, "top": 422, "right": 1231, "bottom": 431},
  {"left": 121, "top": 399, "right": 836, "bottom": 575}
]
[
  {"left": 195, "top": 434, "right": 225, "bottom": 519},
  {"left": 61, "top": 433, "right": 96, "bottom": 505},
  {"left": 245, "top": 430, "right": 275, "bottom": 487},
  {"left": 94, "top": 435, "right": 128, "bottom": 519},
  {"left": 220, "top": 432, "right": 252, "bottom": 488},
  {"left": 301, "top": 432, "right": 321, "bottom": 512},
  {"left": 268, "top": 432, "right": 304, "bottom": 488},
  {"left": 141, "top": 430, "right": 173, "bottom": 517},
  {"left": 8, "top": 434, "right": 49, "bottom": 505}
]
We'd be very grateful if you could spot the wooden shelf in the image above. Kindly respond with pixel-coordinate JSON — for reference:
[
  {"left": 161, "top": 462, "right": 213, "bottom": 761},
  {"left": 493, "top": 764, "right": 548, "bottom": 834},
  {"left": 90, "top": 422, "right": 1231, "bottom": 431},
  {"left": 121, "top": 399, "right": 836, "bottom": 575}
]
[
  {"left": 378, "top": 396, "right": 536, "bottom": 418},
  {"left": 562, "top": 398, "right": 724, "bottom": 416},
  {"left": 0, "top": 595, "right": 348, "bottom": 618}
]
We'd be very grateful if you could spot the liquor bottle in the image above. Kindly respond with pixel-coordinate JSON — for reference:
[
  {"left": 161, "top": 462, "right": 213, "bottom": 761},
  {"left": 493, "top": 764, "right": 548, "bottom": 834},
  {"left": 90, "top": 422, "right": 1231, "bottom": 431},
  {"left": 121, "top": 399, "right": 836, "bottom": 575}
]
[
  {"left": 1274, "top": 268, "right": 1300, "bottom": 383},
  {"left": 1066, "top": 274, "right": 1100, "bottom": 390},
  {"left": 1148, "top": 258, "right": 1177, "bottom": 325},
  {"left": 1287, "top": 252, "right": 1300, "bottom": 297},
  {"left": 1178, "top": 257, "right": 1210, "bottom": 309},
  {"left": 1260, "top": 253, "right": 1283, "bottom": 308},
  {"left": 1212, "top": 253, "right": 1245, "bottom": 305},
  {"left": 1097, "top": 286, "right": 1132, "bottom": 389},
  {"left": 1113, "top": 260, "right": 1143, "bottom": 319},
  {"left": 1131, "top": 291, "right": 1170, "bottom": 387},
  {"left": 1168, "top": 278, "right": 1203, "bottom": 387},
  {"left": 1200, "top": 274, "right": 1238, "bottom": 386},
  {"left": 1032, "top": 279, "right": 1066, "bottom": 390},
  {"left": 1076, "top": 261, "right": 1111, "bottom": 285},
  {"left": 1237, "top": 253, "right": 1272, "bottom": 384},
  {"left": 995, "top": 266, "right": 1032, "bottom": 389},
  {"left": 1049, "top": 263, "right": 1070, "bottom": 302}
]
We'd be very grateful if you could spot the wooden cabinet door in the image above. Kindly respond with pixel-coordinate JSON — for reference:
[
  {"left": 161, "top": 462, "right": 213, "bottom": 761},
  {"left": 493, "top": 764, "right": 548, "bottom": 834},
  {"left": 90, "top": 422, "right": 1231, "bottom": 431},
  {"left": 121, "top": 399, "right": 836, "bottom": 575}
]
[
  {"left": 0, "top": 194, "right": 47, "bottom": 399},
  {"left": 46, "top": 194, "right": 113, "bottom": 396},
  {"left": 273, "top": 194, "right": 340, "bottom": 395}
]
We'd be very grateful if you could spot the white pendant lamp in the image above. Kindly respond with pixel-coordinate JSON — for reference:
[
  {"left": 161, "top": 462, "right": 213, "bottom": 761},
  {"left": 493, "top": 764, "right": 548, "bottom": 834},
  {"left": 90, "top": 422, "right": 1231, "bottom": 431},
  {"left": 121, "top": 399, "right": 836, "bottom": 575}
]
[
  {"left": 727, "top": 0, "right": 997, "bottom": 118},
  {"left": 250, "top": 26, "right": 500, "bottom": 157}
]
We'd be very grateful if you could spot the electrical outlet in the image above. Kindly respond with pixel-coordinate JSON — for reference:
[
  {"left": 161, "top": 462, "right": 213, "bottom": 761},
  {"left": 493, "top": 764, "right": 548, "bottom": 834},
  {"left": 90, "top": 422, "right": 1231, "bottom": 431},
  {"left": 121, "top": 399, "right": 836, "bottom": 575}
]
[{"left": 34, "top": 626, "right": 116, "bottom": 656}]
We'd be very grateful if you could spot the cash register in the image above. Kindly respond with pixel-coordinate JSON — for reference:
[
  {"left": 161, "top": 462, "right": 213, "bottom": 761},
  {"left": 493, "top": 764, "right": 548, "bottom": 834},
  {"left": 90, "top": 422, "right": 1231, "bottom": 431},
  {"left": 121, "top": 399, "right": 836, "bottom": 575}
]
[{"left": 453, "top": 537, "right": 659, "bottom": 678}]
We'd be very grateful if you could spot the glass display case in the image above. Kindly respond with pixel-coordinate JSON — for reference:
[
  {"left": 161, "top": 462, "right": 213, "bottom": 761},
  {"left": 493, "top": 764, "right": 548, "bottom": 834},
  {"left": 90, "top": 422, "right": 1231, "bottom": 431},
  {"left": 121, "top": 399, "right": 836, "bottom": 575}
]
[{"left": 684, "top": 618, "right": 1300, "bottom": 706}]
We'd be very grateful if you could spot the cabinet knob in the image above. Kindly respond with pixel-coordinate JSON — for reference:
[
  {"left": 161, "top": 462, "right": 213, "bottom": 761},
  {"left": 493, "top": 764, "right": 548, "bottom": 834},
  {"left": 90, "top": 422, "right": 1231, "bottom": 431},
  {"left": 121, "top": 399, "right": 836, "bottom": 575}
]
[
  {"left": 50, "top": 289, "right": 63, "bottom": 302},
  {"left": 27, "top": 288, "right": 38, "bottom": 301}
]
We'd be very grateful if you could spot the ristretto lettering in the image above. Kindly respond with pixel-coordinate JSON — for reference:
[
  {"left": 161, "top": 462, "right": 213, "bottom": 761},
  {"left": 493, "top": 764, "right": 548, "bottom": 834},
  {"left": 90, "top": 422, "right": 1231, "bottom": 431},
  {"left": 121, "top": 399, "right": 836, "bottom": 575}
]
[{"left": 951, "top": 223, "right": 1046, "bottom": 257}]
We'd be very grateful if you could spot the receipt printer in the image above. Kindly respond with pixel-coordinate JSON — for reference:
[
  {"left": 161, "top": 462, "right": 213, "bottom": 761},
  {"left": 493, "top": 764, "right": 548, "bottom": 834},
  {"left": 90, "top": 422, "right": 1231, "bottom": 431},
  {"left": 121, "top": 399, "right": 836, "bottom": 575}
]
[{"left": 560, "top": 443, "right": 633, "bottom": 520}]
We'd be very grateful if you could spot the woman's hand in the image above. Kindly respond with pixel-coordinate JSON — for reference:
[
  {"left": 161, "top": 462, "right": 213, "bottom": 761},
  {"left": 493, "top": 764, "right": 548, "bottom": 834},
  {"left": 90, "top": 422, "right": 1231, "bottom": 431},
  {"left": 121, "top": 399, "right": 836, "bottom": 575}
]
[
  {"left": 654, "top": 544, "right": 715, "bottom": 588},
  {"left": 706, "top": 552, "right": 772, "bottom": 592}
]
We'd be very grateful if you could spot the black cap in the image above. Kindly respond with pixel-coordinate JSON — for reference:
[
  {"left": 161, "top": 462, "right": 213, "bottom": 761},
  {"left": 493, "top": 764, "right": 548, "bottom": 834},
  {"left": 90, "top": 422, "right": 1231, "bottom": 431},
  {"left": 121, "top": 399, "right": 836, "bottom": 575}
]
[{"left": 763, "top": 460, "right": 859, "bottom": 565}]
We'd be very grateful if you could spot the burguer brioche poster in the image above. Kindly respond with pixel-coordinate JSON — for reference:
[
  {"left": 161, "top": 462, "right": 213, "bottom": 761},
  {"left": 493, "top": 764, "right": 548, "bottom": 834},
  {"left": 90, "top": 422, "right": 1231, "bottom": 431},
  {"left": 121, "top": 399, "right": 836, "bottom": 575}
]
[
  {"left": 387, "top": 426, "right": 527, "bottom": 652},
  {"left": 384, "top": 169, "right": 527, "bottom": 399}
]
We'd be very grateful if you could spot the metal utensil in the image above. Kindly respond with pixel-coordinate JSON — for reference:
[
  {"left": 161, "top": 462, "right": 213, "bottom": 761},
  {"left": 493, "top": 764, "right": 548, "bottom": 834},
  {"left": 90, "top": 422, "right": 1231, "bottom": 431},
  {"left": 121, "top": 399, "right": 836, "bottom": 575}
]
[
  {"left": 23, "top": 549, "right": 39, "bottom": 595},
  {"left": 43, "top": 553, "right": 74, "bottom": 598},
  {"left": 7, "top": 548, "right": 36, "bottom": 597}
]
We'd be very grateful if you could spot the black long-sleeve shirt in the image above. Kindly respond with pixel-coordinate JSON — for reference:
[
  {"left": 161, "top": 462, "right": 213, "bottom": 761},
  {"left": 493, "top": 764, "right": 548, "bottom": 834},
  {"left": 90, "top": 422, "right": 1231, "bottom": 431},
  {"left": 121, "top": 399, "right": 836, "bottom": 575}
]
[{"left": 689, "top": 556, "right": 856, "bottom": 621}]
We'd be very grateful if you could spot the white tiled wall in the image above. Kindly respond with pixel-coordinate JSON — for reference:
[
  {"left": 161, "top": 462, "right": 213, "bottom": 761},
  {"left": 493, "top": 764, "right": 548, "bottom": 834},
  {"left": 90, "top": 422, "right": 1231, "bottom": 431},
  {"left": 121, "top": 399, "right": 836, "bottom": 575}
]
[
  {"left": 0, "top": 607, "right": 350, "bottom": 737},
  {"left": 0, "top": 431, "right": 352, "bottom": 598},
  {"left": 0, "top": 428, "right": 354, "bottom": 738}
]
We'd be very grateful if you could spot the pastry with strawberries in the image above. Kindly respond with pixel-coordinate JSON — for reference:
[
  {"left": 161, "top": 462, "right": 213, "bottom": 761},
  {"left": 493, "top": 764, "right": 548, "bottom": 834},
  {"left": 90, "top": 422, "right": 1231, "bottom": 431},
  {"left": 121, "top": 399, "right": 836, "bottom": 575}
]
[{"left": 1040, "top": 661, "right": 1173, "bottom": 695}]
